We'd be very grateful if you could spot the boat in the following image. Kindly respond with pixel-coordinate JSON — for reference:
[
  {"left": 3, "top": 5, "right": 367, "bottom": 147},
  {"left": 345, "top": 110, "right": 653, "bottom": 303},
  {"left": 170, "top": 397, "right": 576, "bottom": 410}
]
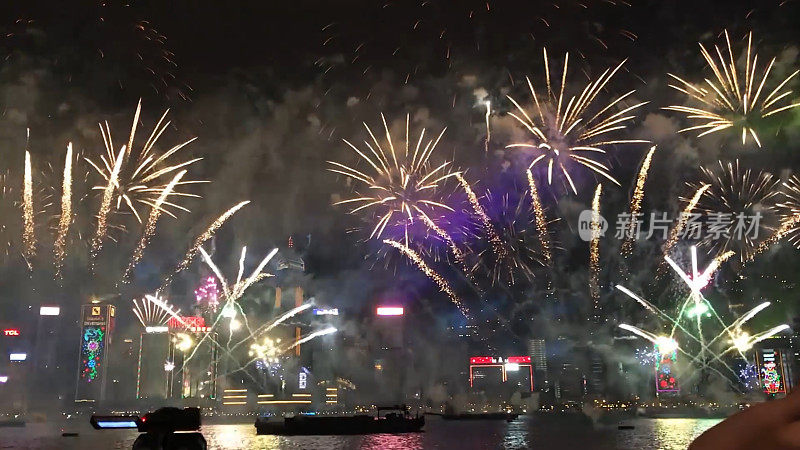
[
  {"left": 255, "top": 405, "right": 424, "bottom": 435},
  {"left": 441, "top": 412, "right": 518, "bottom": 422}
]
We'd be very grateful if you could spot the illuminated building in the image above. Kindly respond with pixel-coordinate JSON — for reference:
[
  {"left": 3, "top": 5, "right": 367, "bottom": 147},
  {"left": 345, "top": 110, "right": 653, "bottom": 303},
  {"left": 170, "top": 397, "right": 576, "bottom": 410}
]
[
  {"left": 273, "top": 237, "right": 306, "bottom": 357},
  {"left": 168, "top": 318, "right": 218, "bottom": 402},
  {"left": 757, "top": 347, "right": 789, "bottom": 396},
  {"left": 32, "top": 306, "right": 63, "bottom": 407},
  {"left": 34, "top": 306, "right": 61, "bottom": 373},
  {"left": 756, "top": 334, "right": 795, "bottom": 395},
  {"left": 655, "top": 344, "right": 679, "bottom": 395},
  {"left": 469, "top": 356, "right": 534, "bottom": 393},
  {"left": 75, "top": 303, "right": 115, "bottom": 403},
  {"left": 373, "top": 301, "right": 409, "bottom": 403},
  {"left": 526, "top": 338, "right": 550, "bottom": 396},
  {"left": 136, "top": 328, "right": 181, "bottom": 399},
  {"left": 1, "top": 321, "right": 28, "bottom": 412}
]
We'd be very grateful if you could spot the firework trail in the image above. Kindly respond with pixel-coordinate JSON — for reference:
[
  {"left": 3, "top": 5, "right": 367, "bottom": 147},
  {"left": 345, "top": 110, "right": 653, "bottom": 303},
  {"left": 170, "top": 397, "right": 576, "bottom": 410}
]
[
  {"left": 747, "top": 212, "right": 800, "bottom": 262},
  {"left": 284, "top": 327, "right": 338, "bottom": 351},
  {"left": 123, "top": 170, "right": 186, "bottom": 281},
  {"left": 589, "top": 184, "right": 602, "bottom": 304},
  {"left": 665, "top": 31, "right": 800, "bottom": 147},
  {"left": 384, "top": 239, "right": 470, "bottom": 319},
  {"left": 22, "top": 149, "right": 35, "bottom": 263},
  {"left": 621, "top": 145, "right": 656, "bottom": 256},
  {"left": 456, "top": 172, "right": 506, "bottom": 262},
  {"left": 328, "top": 113, "right": 456, "bottom": 240},
  {"left": 54, "top": 143, "right": 73, "bottom": 280},
  {"left": 663, "top": 183, "right": 711, "bottom": 257},
  {"left": 160, "top": 200, "right": 251, "bottom": 289},
  {"left": 506, "top": 48, "right": 648, "bottom": 194},
  {"left": 526, "top": 169, "right": 551, "bottom": 264},
  {"left": 418, "top": 213, "right": 465, "bottom": 263},
  {"left": 198, "top": 246, "right": 278, "bottom": 304},
  {"left": 90, "top": 145, "right": 125, "bottom": 261},
  {"left": 775, "top": 175, "right": 800, "bottom": 248},
  {"left": 243, "top": 304, "right": 313, "bottom": 344},
  {"left": 484, "top": 100, "right": 491, "bottom": 152}
]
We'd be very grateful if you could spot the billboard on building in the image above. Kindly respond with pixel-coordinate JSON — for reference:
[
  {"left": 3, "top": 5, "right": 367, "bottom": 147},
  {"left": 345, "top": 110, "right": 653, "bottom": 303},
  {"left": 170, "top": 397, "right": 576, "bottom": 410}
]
[{"left": 758, "top": 348, "right": 786, "bottom": 395}]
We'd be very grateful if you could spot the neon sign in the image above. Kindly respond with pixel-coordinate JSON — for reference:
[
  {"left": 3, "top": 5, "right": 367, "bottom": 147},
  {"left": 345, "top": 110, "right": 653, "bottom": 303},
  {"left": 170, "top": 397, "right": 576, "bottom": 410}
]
[
  {"left": 313, "top": 308, "right": 339, "bottom": 316},
  {"left": 167, "top": 316, "right": 206, "bottom": 330},
  {"left": 470, "top": 356, "right": 531, "bottom": 365},
  {"left": 3, "top": 329, "right": 20, "bottom": 336},
  {"left": 9, "top": 353, "right": 26, "bottom": 361}
]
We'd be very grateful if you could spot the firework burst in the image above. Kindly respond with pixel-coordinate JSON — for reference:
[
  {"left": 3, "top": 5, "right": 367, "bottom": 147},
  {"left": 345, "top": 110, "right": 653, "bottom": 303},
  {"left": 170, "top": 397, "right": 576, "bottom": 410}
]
[
  {"left": 123, "top": 169, "right": 186, "bottom": 281},
  {"left": 506, "top": 49, "right": 647, "bottom": 194},
  {"left": 618, "top": 246, "right": 788, "bottom": 392},
  {"left": 132, "top": 296, "right": 173, "bottom": 328},
  {"left": 329, "top": 114, "right": 457, "bottom": 241},
  {"left": 688, "top": 160, "right": 779, "bottom": 263},
  {"left": 473, "top": 190, "right": 547, "bottom": 286},
  {"left": 665, "top": 30, "right": 800, "bottom": 147},
  {"left": 775, "top": 175, "right": 800, "bottom": 248},
  {"left": 85, "top": 101, "right": 206, "bottom": 225}
]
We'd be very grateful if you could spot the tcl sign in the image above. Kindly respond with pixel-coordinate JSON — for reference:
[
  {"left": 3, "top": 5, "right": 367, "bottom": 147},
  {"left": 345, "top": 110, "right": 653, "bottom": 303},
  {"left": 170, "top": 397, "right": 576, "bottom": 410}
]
[{"left": 3, "top": 329, "right": 20, "bottom": 336}]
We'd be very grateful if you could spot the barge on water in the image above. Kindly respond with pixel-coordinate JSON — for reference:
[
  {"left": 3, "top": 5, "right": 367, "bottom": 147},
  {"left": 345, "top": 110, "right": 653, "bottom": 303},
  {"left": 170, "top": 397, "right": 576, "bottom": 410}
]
[{"left": 255, "top": 405, "right": 424, "bottom": 435}]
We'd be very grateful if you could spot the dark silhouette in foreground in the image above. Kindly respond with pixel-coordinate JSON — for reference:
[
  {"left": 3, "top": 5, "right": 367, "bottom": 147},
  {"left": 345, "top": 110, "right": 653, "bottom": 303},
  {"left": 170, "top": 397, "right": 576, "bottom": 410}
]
[
  {"left": 690, "top": 391, "right": 800, "bottom": 450},
  {"left": 91, "top": 407, "right": 206, "bottom": 450}
]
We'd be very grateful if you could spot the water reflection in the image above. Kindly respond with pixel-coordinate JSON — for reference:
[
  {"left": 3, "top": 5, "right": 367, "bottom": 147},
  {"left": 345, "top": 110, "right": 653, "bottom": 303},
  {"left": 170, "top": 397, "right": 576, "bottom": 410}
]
[
  {"left": 0, "top": 417, "right": 723, "bottom": 449},
  {"left": 359, "top": 433, "right": 424, "bottom": 449},
  {"left": 653, "top": 418, "right": 720, "bottom": 450}
]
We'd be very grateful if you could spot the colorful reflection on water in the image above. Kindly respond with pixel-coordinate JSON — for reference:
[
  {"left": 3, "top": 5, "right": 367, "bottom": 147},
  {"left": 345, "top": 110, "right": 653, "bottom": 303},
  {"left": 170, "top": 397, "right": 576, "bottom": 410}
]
[{"left": 1, "top": 417, "right": 721, "bottom": 449}]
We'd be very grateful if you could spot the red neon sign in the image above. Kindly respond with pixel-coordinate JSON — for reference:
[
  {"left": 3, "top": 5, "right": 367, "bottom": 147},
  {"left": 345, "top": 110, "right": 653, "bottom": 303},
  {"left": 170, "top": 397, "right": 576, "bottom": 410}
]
[
  {"left": 168, "top": 316, "right": 206, "bottom": 330},
  {"left": 507, "top": 356, "right": 531, "bottom": 364},
  {"left": 3, "top": 329, "right": 20, "bottom": 336},
  {"left": 470, "top": 356, "right": 497, "bottom": 365},
  {"left": 470, "top": 356, "right": 531, "bottom": 365}
]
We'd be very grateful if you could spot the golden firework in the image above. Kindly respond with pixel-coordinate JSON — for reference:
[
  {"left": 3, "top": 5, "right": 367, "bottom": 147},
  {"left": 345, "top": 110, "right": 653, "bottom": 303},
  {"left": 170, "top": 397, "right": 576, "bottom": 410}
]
[
  {"left": 589, "top": 184, "right": 602, "bottom": 303},
  {"left": 85, "top": 100, "right": 206, "bottom": 224},
  {"left": 384, "top": 239, "right": 470, "bottom": 319},
  {"left": 53, "top": 143, "right": 73, "bottom": 279},
  {"left": 665, "top": 30, "right": 800, "bottom": 147},
  {"left": 689, "top": 160, "right": 779, "bottom": 263},
  {"left": 22, "top": 150, "right": 35, "bottom": 263},
  {"left": 621, "top": 145, "right": 656, "bottom": 256},
  {"left": 507, "top": 49, "right": 647, "bottom": 194},
  {"left": 328, "top": 113, "right": 457, "bottom": 240}
]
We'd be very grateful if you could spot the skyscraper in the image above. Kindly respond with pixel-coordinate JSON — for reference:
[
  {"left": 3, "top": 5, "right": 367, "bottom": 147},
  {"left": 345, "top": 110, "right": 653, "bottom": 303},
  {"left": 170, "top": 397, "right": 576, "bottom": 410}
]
[
  {"left": 527, "top": 339, "right": 548, "bottom": 390},
  {"left": 75, "top": 303, "right": 115, "bottom": 403}
]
